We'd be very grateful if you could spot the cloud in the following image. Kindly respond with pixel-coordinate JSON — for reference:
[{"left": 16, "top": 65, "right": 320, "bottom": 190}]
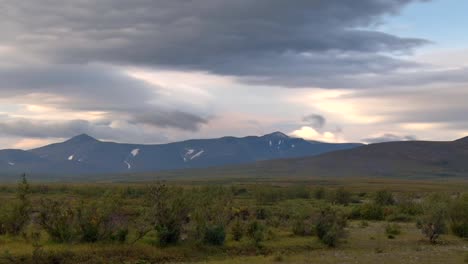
[
  {"left": 0, "top": 64, "right": 209, "bottom": 132},
  {"left": 0, "top": 0, "right": 432, "bottom": 88},
  {"left": 362, "top": 133, "right": 417, "bottom": 144},
  {"left": 0, "top": 116, "right": 172, "bottom": 144},
  {"left": 290, "top": 126, "right": 342, "bottom": 143},
  {"left": 303, "top": 114, "right": 326, "bottom": 129},
  {"left": 130, "top": 111, "right": 208, "bottom": 131}
]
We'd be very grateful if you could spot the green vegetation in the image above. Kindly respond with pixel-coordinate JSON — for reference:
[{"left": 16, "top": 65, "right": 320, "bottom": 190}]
[{"left": 0, "top": 176, "right": 466, "bottom": 263}]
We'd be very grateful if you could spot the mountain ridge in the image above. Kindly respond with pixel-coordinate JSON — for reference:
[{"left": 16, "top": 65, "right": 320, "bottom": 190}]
[{"left": 0, "top": 132, "right": 363, "bottom": 177}]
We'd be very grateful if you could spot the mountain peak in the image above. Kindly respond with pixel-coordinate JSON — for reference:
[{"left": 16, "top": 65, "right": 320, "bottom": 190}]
[
  {"left": 262, "top": 131, "right": 289, "bottom": 138},
  {"left": 66, "top": 134, "right": 99, "bottom": 143}
]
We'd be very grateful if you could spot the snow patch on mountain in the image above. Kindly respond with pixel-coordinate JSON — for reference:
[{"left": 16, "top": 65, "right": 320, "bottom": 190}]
[
  {"left": 191, "top": 150, "right": 204, "bottom": 160},
  {"left": 182, "top": 148, "right": 205, "bottom": 161},
  {"left": 186, "top": 149, "right": 195, "bottom": 155},
  {"left": 131, "top": 148, "right": 140, "bottom": 157}
]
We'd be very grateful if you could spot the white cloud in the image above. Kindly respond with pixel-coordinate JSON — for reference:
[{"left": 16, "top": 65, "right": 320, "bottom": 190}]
[{"left": 289, "top": 126, "right": 343, "bottom": 143}]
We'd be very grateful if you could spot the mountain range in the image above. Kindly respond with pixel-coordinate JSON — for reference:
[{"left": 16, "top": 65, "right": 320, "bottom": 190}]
[{"left": 0, "top": 132, "right": 362, "bottom": 177}]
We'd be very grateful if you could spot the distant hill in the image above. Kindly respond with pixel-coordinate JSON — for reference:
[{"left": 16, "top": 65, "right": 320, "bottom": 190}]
[
  {"left": 215, "top": 136, "right": 468, "bottom": 179},
  {"left": 0, "top": 132, "right": 362, "bottom": 178}
]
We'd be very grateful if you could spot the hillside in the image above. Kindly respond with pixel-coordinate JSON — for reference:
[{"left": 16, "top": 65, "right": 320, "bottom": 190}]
[{"left": 225, "top": 136, "right": 468, "bottom": 179}]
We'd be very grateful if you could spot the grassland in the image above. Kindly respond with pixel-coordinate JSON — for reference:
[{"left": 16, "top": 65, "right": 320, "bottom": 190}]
[{"left": 0, "top": 176, "right": 466, "bottom": 263}]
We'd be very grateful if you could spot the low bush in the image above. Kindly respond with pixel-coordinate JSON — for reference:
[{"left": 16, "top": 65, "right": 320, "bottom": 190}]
[
  {"left": 0, "top": 174, "right": 31, "bottom": 236},
  {"left": 247, "top": 220, "right": 266, "bottom": 246},
  {"left": 360, "top": 203, "right": 384, "bottom": 220},
  {"left": 315, "top": 207, "right": 347, "bottom": 247},
  {"left": 374, "top": 190, "right": 395, "bottom": 206},
  {"left": 231, "top": 218, "right": 244, "bottom": 241},
  {"left": 203, "top": 225, "right": 226, "bottom": 245},
  {"left": 37, "top": 199, "right": 77, "bottom": 243},
  {"left": 385, "top": 223, "right": 401, "bottom": 238},
  {"left": 292, "top": 218, "right": 314, "bottom": 236},
  {"left": 450, "top": 194, "right": 468, "bottom": 238}
]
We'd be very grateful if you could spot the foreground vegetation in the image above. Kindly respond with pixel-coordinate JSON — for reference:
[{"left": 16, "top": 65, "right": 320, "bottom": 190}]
[{"left": 0, "top": 175, "right": 466, "bottom": 263}]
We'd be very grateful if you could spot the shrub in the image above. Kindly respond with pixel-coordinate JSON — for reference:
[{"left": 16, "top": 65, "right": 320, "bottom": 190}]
[
  {"left": 419, "top": 196, "right": 448, "bottom": 243},
  {"left": 37, "top": 199, "right": 76, "bottom": 243},
  {"left": 190, "top": 186, "right": 233, "bottom": 245},
  {"left": 385, "top": 223, "right": 401, "bottom": 238},
  {"left": 315, "top": 207, "right": 347, "bottom": 247},
  {"left": 386, "top": 213, "right": 413, "bottom": 222},
  {"left": 247, "top": 220, "right": 266, "bottom": 246},
  {"left": 231, "top": 218, "right": 244, "bottom": 241},
  {"left": 313, "top": 187, "right": 326, "bottom": 200},
  {"left": 332, "top": 187, "right": 352, "bottom": 206},
  {"left": 397, "top": 195, "right": 423, "bottom": 216},
  {"left": 146, "top": 183, "right": 190, "bottom": 246},
  {"left": 203, "top": 225, "right": 226, "bottom": 245},
  {"left": 360, "top": 203, "right": 384, "bottom": 220},
  {"left": 292, "top": 218, "right": 314, "bottom": 236},
  {"left": 449, "top": 194, "right": 468, "bottom": 238},
  {"left": 0, "top": 174, "right": 31, "bottom": 235},
  {"left": 76, "top": 193, "right": 128, "bottom": 243},
  {"left": 374, "top": 190, "right": 395, "bottom": 206}
]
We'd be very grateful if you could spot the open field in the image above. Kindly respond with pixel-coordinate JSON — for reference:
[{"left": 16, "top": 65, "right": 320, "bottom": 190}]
[{"left": 0, "top": 177, "right": 466, "bottom": 263}]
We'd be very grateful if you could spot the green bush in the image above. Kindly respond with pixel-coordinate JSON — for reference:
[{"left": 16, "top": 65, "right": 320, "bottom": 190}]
[
  {"left": 76, "top": 194, "right": 128, "bottom": 243},
  {"left": 450, "top": 194, "right": 468, "bottom": 238},
  {"left": 374, "top": 190, "right": 395, "bottom": 206},
  {"left": 315, "top": 207, "right": 347, "bottom": 247},
  {"left": 385, "top": 223, "right": 401, "bottom": 238},
  {"left": 203, "top": 225, "right": 226, "bottom": 245},
  {"left": 231, "top": 218, "right": 244, "bottom": 241},
  {"left": 292, "top": 218, "right": 314, "bottom": 236},
  {"left": 37, "top": 199, "right": 76, "bottom": 243},
  {"left": 247, "top": 220, "right": 266, "bottom": 246},
  {"left": 0, "top": 174, "right": 31, "bottom": 236},
  {"left": 397, "top": 196, "right": 423, "bottom": 216},
  {"left": 313, "top": 187, "right": 326, "bottom": 200},
  {"left": 146, "top": 183, "right": 190, "bottom": 246},
  {"left": 190, "top": 186, "right": 233, "bottom": 244},
  {"left": 332, "top": 187, "right": 352, "bottom": 206},
  {"left": 386, "top": 213, "right": 413, "bottom": 222},
  {"left": 420, "top": 195, "right": 449, "bottom": 243},
  {"left": 360, "top": 203, "right": 384, "bottom": 220}
]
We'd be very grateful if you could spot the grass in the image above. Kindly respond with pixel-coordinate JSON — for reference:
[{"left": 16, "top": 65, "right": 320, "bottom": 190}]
[
  {"left": 0, "top": 177, "right": 466, "bottom": 263},
  {"left": 198, "top": 221, "right": 467, "bottom": 264}
]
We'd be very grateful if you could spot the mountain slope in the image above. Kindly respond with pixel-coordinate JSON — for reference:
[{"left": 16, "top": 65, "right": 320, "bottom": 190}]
[
  {"left": 0, "top": 132, "right": 362, "bottom": 176},
  {"left": 235, "top": 137, "right": 468, "bottom": 178}
]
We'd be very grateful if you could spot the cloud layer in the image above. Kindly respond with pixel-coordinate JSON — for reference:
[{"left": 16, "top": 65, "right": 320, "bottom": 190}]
[
  {"left": 1, "top": 0, "right": 432, "bottom": 88},
  {"left": 0, "top": 0, "right": 467, "bottom": 147}
]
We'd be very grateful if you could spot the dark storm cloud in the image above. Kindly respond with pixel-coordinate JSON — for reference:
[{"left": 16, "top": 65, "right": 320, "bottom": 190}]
[
  {"left": 0, "top": 64, "right": 209, "bottom": 131},
  {"left": 303, "top": 114, "right": 326, "bottom": 129},
  {"left": 362, "top": 134, "right": 417, "bottom": 144},
  {"left": 0, "top": 0, "right": 431, "bottom": 87}
]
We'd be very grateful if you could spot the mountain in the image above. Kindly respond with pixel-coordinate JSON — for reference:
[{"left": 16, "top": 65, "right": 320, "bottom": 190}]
[
  {"left": 0, "top": 132, "right": 362, "bottom": 176},
  {"left": 225, "top": 137, "right": 468, "bottom": 179}
]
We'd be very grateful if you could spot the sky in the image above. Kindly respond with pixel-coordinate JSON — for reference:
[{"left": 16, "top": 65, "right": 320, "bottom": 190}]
[{"left": 0, "top": 0, "right": 467, "bottom": 149}]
